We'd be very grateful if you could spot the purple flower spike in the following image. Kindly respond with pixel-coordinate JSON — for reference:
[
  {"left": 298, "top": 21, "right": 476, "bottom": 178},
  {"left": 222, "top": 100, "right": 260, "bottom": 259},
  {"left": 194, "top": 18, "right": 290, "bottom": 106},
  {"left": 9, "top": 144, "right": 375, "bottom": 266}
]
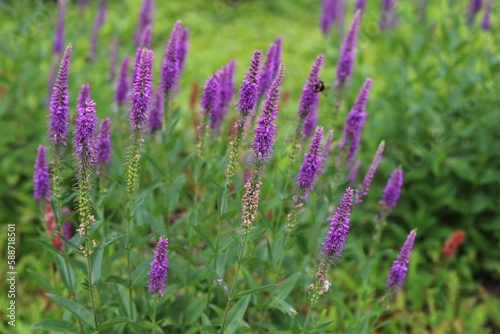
[
  {"left": 140, "top": 25, "right": 152, "bottom": 49},
  {"left": 355, "top": 0, "right": 366, "bottom": 13},
  {"left": 259, "top": 36, "right": 282, "bottom": 97},
  {"left": 481, "top": 0, "right": 491, "bottom": 30},
  {"left": 177, "top": 27, "right": 189, "bottom": 73},
  {"left": 297, "top": 126, "right": 324, "bottom": 192},
  {"left": 134, "top": 0, "right": 153, "bottom": 46},
  {"left": 220, "top": 59, "right": 236, "bottom": 113},
  {"left": 48, "top": 44, "right": 72, "bottom": 148},
  {"left": 76, "top": 83, "right": 91, "bottom": 113},
  {"left": 88, "top": 0, "right": 107, "bottom": 60},
  {"left": 320, "top": 129, "right": 334, "bottom": 173},
  {"left": 356, "top": 141, "right": 384, "bottom": 202},
  {"left": 381, "top": 168, "right": 403, "bottom": 209},
  {"left": 380, "top": 0, "right": 398, "bottom": 29},
  {"left": 130, "top": 49, "right": 154, "bottom": 130},
  {"left": 339, "top": 77, "right": 373, "bottom": 163},
  {"left": 322, "top": 187, "right": 354, "bottom": 259},
  {"left": 299, "top": 54, "right": 324, "bottom": 119},
  {"left": 74, "top": 99, "right": 98, "bottom": 166},
  {"left": 335, "top": 10, "right": 361, "bottom": 89},
  {"left": 252, "top": 64, "right": 285, "bottom": 161},
  {"left": 347, "top": 160, "right": 361, "bottom": 188},
  {"left": 62, "top": 208, "right": 72, "bottom": 240},
  {"left": 97, "top": 117, "right": 112, "bottom": 167},
  {"left": 320, "top": 0, "right": 337, "bottom": 35},
  {"left": 53, "top": 0, "right": 65, "bottom": 54},
  {"left": 148, "top": 237, "right": 169, "bottom": 296},
  {"left": 160, "top": 20, "right": 182, "bottom": 94},
  {"left": 386, "top": 229, "right": 416, "bottom": 289},
  {"left": 237, "top": 50, "right": 262, "bottom": 117},
  {"left": 34, "top": 145, "right": 51, "bottom": 201},
  {"left": 467, "top": 0, "right": 483, "bottom": 25},
  {"left": 149, "top": 88, "right": 164, "bottom": 133},
  {"left": 201, "top": 73, "right": 222, "bottom": 131},
  {"left": 115, "top": 55, "right": 130, "bottom": 105}
]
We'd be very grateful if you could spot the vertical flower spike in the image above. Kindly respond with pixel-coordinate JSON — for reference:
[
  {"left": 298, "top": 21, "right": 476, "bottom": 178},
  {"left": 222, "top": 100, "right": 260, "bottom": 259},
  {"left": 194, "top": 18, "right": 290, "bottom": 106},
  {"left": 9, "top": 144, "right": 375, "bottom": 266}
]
[
  {"left": 140, "top": 25, "right": 153, "bottom": 49},
  {"left": 356, "top": 140, "right": 385, "bottom": 203},
  {"left": 62, "top": 208, "right": 73, "bottom": 240},
  {"left": 237, "top": 50, "right": 262, "bottom": 118},
  {"left": 380, "top": 0, "right": 398, "bottom": 29},
  {"left": 441, "top": 230, "right": 465, "bottom": 259},
  {"left": 320, "top": 129, "right": 334, "bottom": 173},
  {"left": 88, "top": 0, "right": 107, "bottom": 60},
  {"left": 48, "top": 44, "right": 72, "bottom": 148},
  {"left": 322, "top": 187, "right": 354, "bottom": 259},
  {"left": 134, "top": 0, "right": 153, "bottom": 46},
  {"left": 320, "top": 0, "right": 337, "bottom": 35},
  {"left": 177, "top": 27, "right": 189, "bottom": 73},
  {"left": 339, "top": 77, "right": 372, "bottom": 164},
  {"left": 149, "top": 88, "right": 164, "bottom": 133},
  {"left": 33, "top": 145, "right": 51, "bottom": 201},
  {"left": 481, "top": 0, "right": 492, "bottom": 30},
  {"left": 108, "top": 36, "right": 119, "bottom": 82},
  {"left": 220, "top": 60, "right": 236, "bottom": 116},
  {"left": 115, "top": 55, "right": 130, "bottom": 105},
  {"left": 53, "top": 0, "right": 65, "bottom": 54},
  {"left": 299, "top": 54, "right": 324, "bottom": 137},
  {"left": 466, "top": 0, "right": 483, "bottom": 25},
  {"left": 297, "top": 126, "right": 324, "bottom": 194},
  {"left": 335, "top": 10, "right": 361, "bottom": 89},
  {"left": 386, "top": 229, "right": 416, "bottom": 289},
  {"left": 148, "top": 237, "right": 169, "bottom": 296},
  {"left": 202, "top": 73, "right": 221, "bottom": 123},
  {"left": 347, "top": 160, "right": 361, "bottom": 188},
  {"left": 160, "top": 20, "right": 182, "bottom": 95},
  {"left": 74, "top": 100, "right": 98, "bottom": 167},
  {"left": 130, "top": 49, "right": 154, "bottom": 130},
  {"left": 355, "top": 0, "right": 366, "bottom": 13},
  {"left": 381, "top": 168, "right": 403, "bottom": 210},
  {"left": 76, "top": 83, "right": 91, "bottom": 113},
  {"left": 252, "top": 64, "right": 285, "bottom": 161},
  {"left": 259, "top": 37, "right": 282, "bottom": 97},
  {"left": 96, "top": 118, "right": 112, "bottom": 172}
]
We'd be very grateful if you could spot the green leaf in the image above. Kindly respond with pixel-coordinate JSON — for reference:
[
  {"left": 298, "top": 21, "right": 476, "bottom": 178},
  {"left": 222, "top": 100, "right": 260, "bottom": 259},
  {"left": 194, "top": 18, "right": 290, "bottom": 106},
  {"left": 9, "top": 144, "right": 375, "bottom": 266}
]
[
  {"left": 98, "top": 317, "right": 132, "bottom": 331},
  {"left": 224, "top": 295, "right": 250, "bottom": 334},
  {"left": 27, "top": 269, "right": 55, "bottom": 293},
  {"left": 272, "top": 299, "right": 298, "bottom": 317},
  {"left": 101, "top": 232, "right": 126, "bottom": 249},
  {"left": 233, "top": 284, "right": 274, "bottom": 299},
  {"left": 132, "top": 258, "right": 152, "bottom": 286},
  {"left": 104, "top": 275, "right": 128, "bottom": 286},
  {"left": 186, "top": 296, "right": 208, "bottom": 325},
  {"left": 46, "top": 293, "right": 95, "bottom": 329},
  {"left": 31, "top": 319, "right": 78, "bottom": 333},
  {"left": 192, "top": 225, "right": 214, "bottom": 250},
  {"left": 55, "top": 254, "right": 75, "bottom": 291},
  {"left": 220, "top": 209, "right": 238, "bottom": 221},
  {"left": 91, "top": 247, "right": 104, "bottom": 285},
  {"left": 271, "top": 273, "right": 300, "bottom": 302}
]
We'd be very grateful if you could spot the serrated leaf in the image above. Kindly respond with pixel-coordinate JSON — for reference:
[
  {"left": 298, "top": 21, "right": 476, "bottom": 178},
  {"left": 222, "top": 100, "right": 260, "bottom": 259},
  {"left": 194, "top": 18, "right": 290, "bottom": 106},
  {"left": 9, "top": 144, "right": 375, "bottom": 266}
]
[
  {"left": 224, "top": 295, "right": 250, "bottom": 334},
  {"left": 31, "top": 319, "right": 78, "bottom": 333},
  {"left": 46, "top": 294, "right": 95, "bottom": 329}
]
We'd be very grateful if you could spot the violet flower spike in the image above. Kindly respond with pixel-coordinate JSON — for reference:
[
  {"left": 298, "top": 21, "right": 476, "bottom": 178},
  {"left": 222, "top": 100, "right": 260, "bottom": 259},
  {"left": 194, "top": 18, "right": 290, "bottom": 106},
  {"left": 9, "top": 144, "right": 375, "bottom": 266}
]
[
  {"left": 160, "top": 20, "right": 182, "bottom": 94},
  {"left": 149, "top": 88, "right": 164, "bottom": 133},
  {"left": 202, "top": 73, "right": 221, "bottom": 132},
  {"left": 134, "top": 0, "right": 153, "bottom": 46},
  {"left": 347, "top": 160, "right": 361, "bottom": 188},
  {"left": 148, "top": 237, "right": 169, "bottom": 296},
  {"left": 322, "top": 187, "right": 354, "bottom": 259},
  {"left": 320, "top": 129, "right": 334, "bottom": 173},
  {"left": 356, "top": 140, "right": 385, "bottom": 203},
  {"left": 319, "top": 0, "right": 337, "bottom": 35},
  {"left": 381, "top": 168, "right": 403, "bottom": 209},
  {"left": 88, "top": 0, "right": 107, "bottom": 60},
  {"left": 300, "top": 54, "right": 324, "bottom": 137},
  {"left": 252, "top": 63, "right": 285, "bottom": 161},
  {"left": 130, "top": 48, "right": 154, "bottom": 130},
  {"left": 220, "top": 59, "right": 236, "bottom": 113},
  {"left": 76, "top": 83, "right": 91, "bottom": 113},
  {"left": 177, "top": 27, "right": 189, "bottom": 73},
  {"left": 140, "top": 25, "right": 152, "bottom": 49},
  {"left": 33, "top": 145, "right": 51, "bottom": 201},
  {"left": 386, "top": 229, "right": 417, "bottom": 289},
  {"left": 467, "top": 0, "right": 483, "bottom": 25},
  {"left": 62, "top": 208, "right": 73, "bottom": 240},
  {"left": 355, "top": 0, "right": 366, "bottom": 13},
  {"left": 297, "top": 126, "right": 324, "bottom": 192},
  {"left": 115, "top": 55, "right": 130, "bottom": 105},
  {"left": 237, "top": 49, "right": 262, "bottom": 118},
  {"left": 53, "top": 0, "right": 65, "bottom": 54},
  {"left": 481, "top": 0, "right": 491, "bottom": 30},
  {"left": 108, "top": 36, "right": 119, "bottom": 82},
  {"left": 259, "top": 37, "right": 282, "bottom": 97},
  {"left": 48, "top": 44, "right": 72, "bottom": 148},
  {"left": 335, "top": 10, "right": 361, "bottom": 89},
  {"left": 74, "top": 99, "right": 98, "bottom": 166},
  {"left": 96, "top": 117, "right": 112, "bottom": 167}
]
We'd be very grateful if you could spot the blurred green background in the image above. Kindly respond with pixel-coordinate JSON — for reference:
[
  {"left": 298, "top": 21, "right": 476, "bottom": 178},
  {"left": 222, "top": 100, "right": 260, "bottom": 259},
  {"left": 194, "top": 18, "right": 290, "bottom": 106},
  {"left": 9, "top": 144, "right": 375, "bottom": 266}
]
[{"left": 0, "top": 0, "right": 499, "bottom": 332}]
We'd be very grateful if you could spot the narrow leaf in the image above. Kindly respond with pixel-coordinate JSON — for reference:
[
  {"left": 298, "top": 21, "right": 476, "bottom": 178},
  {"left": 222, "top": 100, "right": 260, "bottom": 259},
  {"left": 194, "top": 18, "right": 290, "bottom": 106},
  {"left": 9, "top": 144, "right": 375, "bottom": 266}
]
[{"left": 46, "top": 293, "right": 95, "bottom": 329}]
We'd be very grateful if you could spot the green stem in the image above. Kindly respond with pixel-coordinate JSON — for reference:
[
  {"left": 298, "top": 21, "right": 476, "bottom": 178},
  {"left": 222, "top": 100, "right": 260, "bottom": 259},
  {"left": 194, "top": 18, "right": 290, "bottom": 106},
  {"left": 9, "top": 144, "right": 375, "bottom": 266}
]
[{"left": 85, "top": 241, "right": 98, "bottom": 331}]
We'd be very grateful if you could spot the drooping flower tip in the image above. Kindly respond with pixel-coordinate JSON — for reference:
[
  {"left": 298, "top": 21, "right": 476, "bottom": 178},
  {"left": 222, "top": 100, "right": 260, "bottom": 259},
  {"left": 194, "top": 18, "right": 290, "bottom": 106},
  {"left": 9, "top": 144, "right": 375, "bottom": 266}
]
[
  {"left": 148, "top": 237, "right": 169, "bottom": 296},
  {"left": 130, "top": 48, "right": 154, "bottom": 130},
  {"left": 33, "top": 145, "right": 51, "bottom": 201},
  {"left": 386, "top": 229, "right": 417, "bottom": 289},
  {"left": 441, "top": 230, "right": 465, "bottom": 259},
  {"left": 322, "top": 187, "right": 354, "bottom": 259},
  {"left": 381, "top": 168, "right": 403, "bottom": 209},
  {"left": 236, "top": 49, "right": 262, "bottom": 117},
  {"left": 335, "top": 10, "right": 361, "bottom": 88},
  {"left": 297, "top": 126, "right": 324, "bottom": 191}
]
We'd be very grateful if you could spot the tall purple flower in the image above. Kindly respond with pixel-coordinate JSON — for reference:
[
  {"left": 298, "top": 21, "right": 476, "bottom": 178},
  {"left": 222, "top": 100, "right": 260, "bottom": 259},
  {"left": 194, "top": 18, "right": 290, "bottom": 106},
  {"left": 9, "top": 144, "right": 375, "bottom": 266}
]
[
  {"left": 108, "top": 36, "right": 119, "bottom": 82},
  {"left": 33, "top": 145, "right": 51, "bottom": 201},
  {"left": 219, "top": 59, "right": 236, "bottom": 114},
  {"left": 148, "top": 237, "right": 169, "bottom": 296},
  {"left": 466, "top": 0, "right": 483, "bottom": 25},
  {"left": 53, "top": 0, "right": 65, "bottom": 54},
  {"left": 62, "top": 208, "right": 73, "bottom": 240},
  {"left": 481, "top": 0, "right": 492, "bottom": 30},
  {"left": 48, "top": 44, "right": 72, "bottom": 148},
  {"left": 201, "top": 73, "right": 221, "bottom": 131},
  {"left": 299, "top": 54, "right": 324, "bottom": 136},
  {"left": 134, "top": 0, "right": 153, "bottom": 46},
  {"left": 115, "top": 55, "right": 130, "bottom": 105},
  {"left": 386, "top": 229, "right": 416, "bottom": 289},
  {"left": 74, "top": 99, "right": 98, "bottom": 166},
  {"left": 347, "top": 160, "right": 361, "bottom": 188},
  {"left": 297, "top": 126, "right": 324, "bottom": 192},
  {"left": 339, "top": 78, "right": 373, "bottom": 163},
  {"left": 355, "top": 0, "right": 366, "bottom": 13},
  {"left": 130, "top": 49, "right": 154, "bottom": 130},
  {"left": 380, "top": 0, "right": 398, "bottom": 29},
  {"left": 76, "top": 83, "right": 91, "bottom": 113},
  {"left": 177, "top": 27, "right": 189, "bottom": 73},
  {"left": 237, "top": 50, "right": 262, "bottom": 117},
  {"left": 88, "top": 0, "right": 107, "bottom": 60},
  {"left": 149, "top": 88, "right": 164, "bottom": 133},
  {"left": 140, "top": 25, "right": 152, "bottom": 49},
  {"left": 259, "top": 36, "right": 282, "bottom": 97},
  {"left": 356, "top": 140, "right": 385, "bottom": 203},
  {"left": 160, "top": 20, "right": 182, "bottom": 94},
  {"left": 381, "top": 168, "right": 403, "bottom": 209},
  {"left": 320, "top": 0, "right": 337, "bottom": 35},
  {"left": 335, "top": 10, "right": 361, "bottom": 89},
  {"left": 322, "top": 187, "right": 354, "bottom": 259},
  {"left": 252, "top": 64, "right": 285, "bottom": 161},
  {"left": 96, "top": 117, "right": 112, "bottom": 168}
]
